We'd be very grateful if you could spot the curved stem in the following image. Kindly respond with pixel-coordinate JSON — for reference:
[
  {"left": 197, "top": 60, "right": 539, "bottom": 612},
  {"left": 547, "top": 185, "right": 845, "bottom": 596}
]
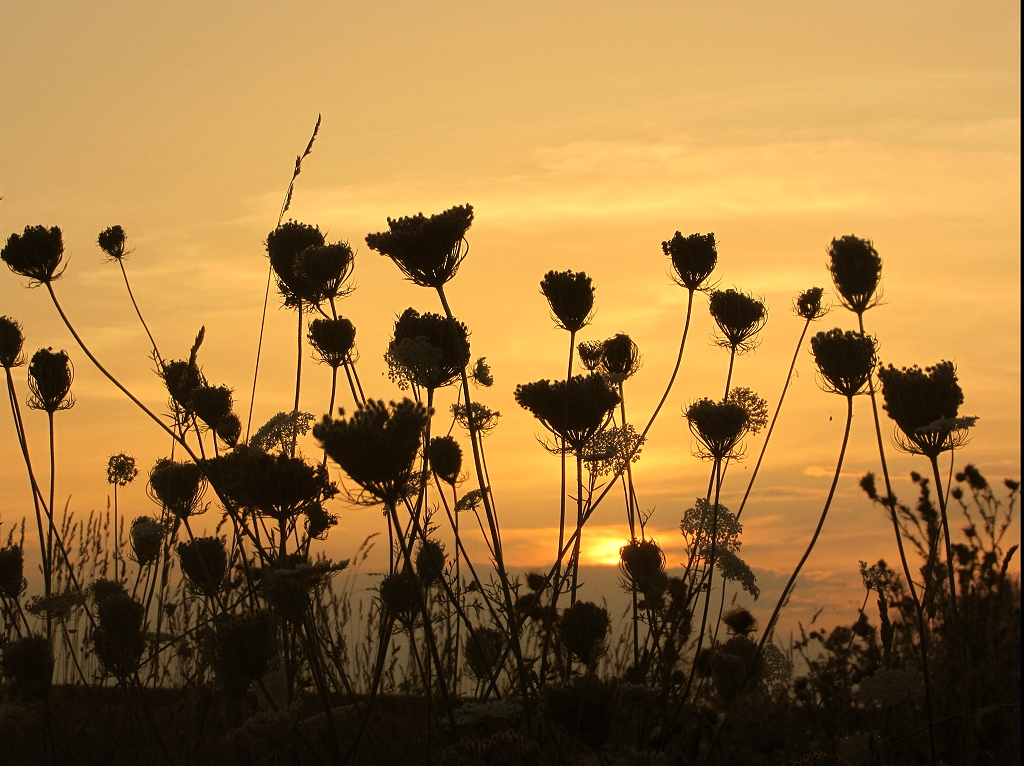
[{"left": 117, "top": 259, "right": 163, "bottom": 368}]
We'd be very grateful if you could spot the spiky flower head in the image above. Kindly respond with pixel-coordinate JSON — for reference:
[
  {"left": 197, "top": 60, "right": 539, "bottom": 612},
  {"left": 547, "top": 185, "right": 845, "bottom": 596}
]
[
  {"left": 294, "top": 241, "right": 355, "bottom": 304},
  {"left": 130, "top": 517, "right": 164, "bottom": 565},
  {"left": 828, "top": 235, "right": 882, "bottom": 314},
  {"left": 794, "top": 287, "right": 828, "bottom": 321},
  {"left": 27, "top": 348, "right": 74, "bottom": 412},
  {"left": 709, "top": 289, "right": 767, "bottom": 353},
  {"left": 97, "top": 225, "right": 128, "bottom": 260},
  {"left": 1, "top": 635, "right": 53, "bottom": 697},
  {"left": 540, "top": 270, "right": 595, "bottom": 333},
  {"left": 266, "top": 220, "right": 326, "bottom": 309},
  {"left": 191, "top": 385, "right": 234, "bottom": 431},
  {"left": 515, "top": 374, "right": 620, "bottom": 452},
  {"left": 213, "top": 610, "right": 277, "bottom": 696},
  {"left": 386, "top": 308, "right": 470, "bottom": 391},
  {"left": 662, "top": 231, "right": 718, "bottom": 291},
  {"left": 465, "top": 627, "right": 506, "bottom": 680},
  {"left": 148, "top": 458, "right": 206, "bottom": 518},
  {"left": 0, "top": 316, "right": 25, "bottom": 368},
  {"left": 429, "top": 435, "right": 463, "bottom": 485},
  {"left": 0, "top": 546, "right": 25, "bottom": 598},
  {"left": 313, "top": 399, "right": 429, "bottom": 505},
  {"left": 810, "top": 329, "right": 877, "bottom": 398},
  {"left": 365, "top": 204, "right": 474, "bottom": 288},
  {"left": 177, "top": 537, "right": 227, "bottom": 598},
  {"left": 308, "top": 317, "right": 356, "bottom": 368},
  {"left": 561, "top": 601, "right": 610, "bottom": 668},
  {"left": 878, "top": 361, "right": 974, "bottom": 457},
  {"left": 107, "top": 453, "right": 138, "bottom": 487},
  {"left": 2, "top": 225, "right": 65, "bottom": 284},
  {"left": 685, "top": 398, "right": 749, "bottom": 461},
  {"left": 416, "top": 540, "right": 447, "bottom": 587}
]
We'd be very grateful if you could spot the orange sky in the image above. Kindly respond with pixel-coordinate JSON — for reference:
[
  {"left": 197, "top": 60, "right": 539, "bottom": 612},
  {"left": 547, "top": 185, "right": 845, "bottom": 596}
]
[{"left": 1, "top": 1, "right": 1019, "bottom": 629}]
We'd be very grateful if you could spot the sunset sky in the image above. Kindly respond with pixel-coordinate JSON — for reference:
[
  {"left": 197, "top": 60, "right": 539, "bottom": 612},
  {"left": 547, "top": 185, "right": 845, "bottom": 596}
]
[{"left": 1, "top": 1, "right": 1019, "bottom": 629}]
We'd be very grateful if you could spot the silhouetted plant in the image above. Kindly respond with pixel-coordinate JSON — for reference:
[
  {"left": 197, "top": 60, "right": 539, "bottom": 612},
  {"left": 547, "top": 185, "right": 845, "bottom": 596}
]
[
  {"left": 386, "top": 307, "right": 470, "bottom": 391},
  {"left": 365, "top": 204, "right": 474, "bottom": 288},
  {"left": 429, "top": 435, "right": 463, "bottom": 486},
  {"left": 177, "top": 536, "right": 227, "bottom": 598},
  {"left": 1, "top": 635, "right": 53, "bottom": 697},
  {"left": 27, "top": 348, "right": 74, "bottom": 413},
  {"left": 514, "top": 374, "right": 620, "bottom": 452},
  {"left": 0, "top": 316, "right": 25, "bottom": 369},
  {"left": 1, "top": 225, "right": 65, "bottom": 284},
  {"left": 709, "top": 288, "right": 767, "bottom": 353},
  {"left": 148, "top": 458, "right": 207, "bottom": 519},
  {"left": 308, "top": 316, "right": 356, "bottom": 367},
  {"left": 828, "top": 234, "right": 882, "bottom": 315},
  {"left": 540, "top": 270, "right": 595, "bottom": 333},
  {"left": 663, "top": 231, "right": 718, "bottom": 291},
  {"left": 878, "top": 361, "right": 975, "bottom": 458}
]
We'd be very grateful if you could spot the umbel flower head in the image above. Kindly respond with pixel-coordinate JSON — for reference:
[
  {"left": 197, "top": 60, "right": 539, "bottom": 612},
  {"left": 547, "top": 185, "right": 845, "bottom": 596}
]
[
  {"left": 514, "top": 374, "right": 621, "bottom": 452},
  {"left": 162, "top": 359, "right": 204, "bottom": 414},
  {"left": 619, "top": 539, "right": 667, "bottom": 603},
  {"left": 0, "top": 316, "right": 26, "bottom": 368},
  {"left": 662, "top": 231, "right": 718, "bottom": 291},
  {"left": 191, "top": 385, "right": 234, "bottom": 431},
  {"left": 294, "top": 242, "right": 355, "bottom": 304},
  {"left": 794, "top": 287, "right": 829, "bottom": 321},
  {"left": 1, "top": 635, "right": 53, "bottom": 698},
  {"left": 213, "top": 610, "right": 277, "bottom": 696},
  {"left": 308, "top": 317, "right": 356, "bottom": 368},
  {"left": 266, "top": 220, "right": 326, "bottom": 308},
  {"left": 561, "top": 601, "right": 610, "bottom": 668},
  {"left": 685, "top": 398, "right": 750, "bottom": 461},
  {"left": 386, "top": 308, "right": 470, "bottom": 391},
  {"left": 810, "top": 328, "right": 877, "bottom": 398},
  {"left": 416, "top": 539, "right": 447, "bottom": 587},
  {"left": 177, "top": 536, "right": 227, "bottom": 598},
  {"left": 148, "top": 458, "right": 207, "bottom": 518},
  {"left": 828, "top": 235, "right": 882, "bottom": 314},
  {"left": 97, "top": 225, "right": 128, "bottom": 260},
  {"left": 429, "top": 435, "right": 463, "bottom": 485},
  {"left": 92, "top": 588, "right": 145, "bottom": 679},
  {"left": 878, "top": 361, "right": 975, "bottom": 457},
  {"left": 130, "top": 517, "right": 164, "bottom": 566},
  {"left": 2, "top": 225, "right": 65, "bottom": 284},
  {"left": 709, "top": 289, "right": 767, "bottom": 352},
  {"left": 579, "top": 334, "right": 641, "bottom": 383},
  {"left": 0, "top": 546, "right": 26, "bottom": 598},
  {"left": 107, "top": 454, "right": 138, "bottom": 487},
  {"left": 313, "top": 399, "right": 430, "bottom": 505},
  {"left": 540, "top": 270, "right": 595, "bottom": 333},
  {"left": 27, "top": 348, "right": 74, "bottom": 412},
  {"left": 379, "top": 570, "right": 421, "bottom": 623},
  {"left": 365, "top": 204, "right": 474, "bottom": 288}
]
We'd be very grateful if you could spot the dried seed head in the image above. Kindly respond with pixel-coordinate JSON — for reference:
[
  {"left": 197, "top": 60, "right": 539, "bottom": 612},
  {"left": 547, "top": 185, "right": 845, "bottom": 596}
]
[
  {"left": 709, "top": 289, "right": 767, "bottom": 353},
  {"left": 27, "top": 348, "right": 74, "bottom": 412},
  {"left": 2, "top": 225, "right": 65, "bottom": 284},
  {"left": 429, "top": 435, "right": 463, "bottom": 485},
  {"left": 266, "top": 220, "right": 326, "bottom": 309},
  {"left": 177, "top": 537, "right": 227, "bottom": 598},
  {"left": 107, "top": 453, "right": 138, "bottom": 487},
  {"left": 723, "top": 607, "right": 757, "bottom": 636},
  {"left": 451, "top": 401, "right": 501, "bottom": 435},
  {"left": 794, "top": 287, "right": 828, "bottom": 321},
  {"left": 130, "top": 517, "right": 164, "bottom": 565},
  {"left": 619, "top": 539, "right": 666, "bottom": 597},
  {"left": 662, "top": 231, "right": 718, "bottom": 291},
  {"left": 878, "top": 361, "right": 971, "bottom": 457},
  {"left": 828, "top": 234, "right": 882, "bottom": 315},
  {"left": 387, "top": 308, "right": 470, "bottom": 391},
  {"left": 294, "top": 241, "right": 355, "bottom": 304},
  {"left": 308, "top": 317, "right": 356, "bottom": 368},
  {"left": 97, "top": 225, "right": 128, "bottom": 260},
  {"left": 148, "top": 458, "right": 206, "bottom": 518},
  {"left": 415, "top": 540, "right": 446, "bottom": 587},
  {"left": 314, "top": 399, "right": 429, "bottom": 505},
  {"left": 216, "top": 413, "right": 242, "bottom": 447},
  {"left": 213, "top": 610, "right": 277, "bottom": 696},
  {"left": 471, "top": 356, "right": 493, "bottom": 387},
  {"left": 465, "top": 627, "right": 506, "bottom": 680},
  {"left": 365, "top": 204, "right": 473, "bottom": 288},
  {"left": 810, "top": 328, "right": 877, "bottom": 398},
  {"left": 161, "top": 359, "right": 204, "bottom": 413},
  {"left": 526, "top": 572, "right": 548, "bottom": 592},
  {"left": 191, "top": 385, "right": 234, "bottom": 430},
  {"left": 685, "top": 398, "right": 749, "bottom": 461},
  {"left": 514, "top": 374, "right": 621, "bottom": 452},
  {"left": 599, "top": 333, "right": 641, "bottom": 382},
  {"left": 540, "top": 270, "right": 595, "bottom": 333},
  {"left": 0, "top": 546, "right": 25, "bottom": 598},
  {"left": 1, "top": 635, "right": 53, "bottom": 697},
  {"left": 0, "top": 316, "right": 26, "bottom": 368},
  {"left": 957, "top": 464, "right": 988, "bottom": 491},
  {"left": 561, "top": 601, "right": 610, "bottom": 668},
  {"left": 577, "top": 340, "right": 604, "bottom": 372},
  {"left": 379, "top": 570, "right": 420, "bottom": 622}
]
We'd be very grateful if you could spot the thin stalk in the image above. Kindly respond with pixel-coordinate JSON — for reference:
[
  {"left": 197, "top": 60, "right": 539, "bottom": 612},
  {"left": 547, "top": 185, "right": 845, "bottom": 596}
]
[
  {"left": 46, "top": 412, "right": 57, "bottom": 642},
  {"left": 116, "top": 258, "right": 164, "bottom": 368},
  {"left": 246, "top": 265, "right": 273, "bottom": 442}
]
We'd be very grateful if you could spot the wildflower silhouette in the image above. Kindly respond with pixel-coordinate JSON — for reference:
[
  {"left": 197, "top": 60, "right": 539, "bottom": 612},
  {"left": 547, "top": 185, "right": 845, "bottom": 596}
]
[
  {"left": 0, "top": 316, "right": 26, "bottom": 369},
  {"left": 1, "top": 225, "right": 66, "bottom": 284},
  {"left": 107, "top": 454, "right": 138, "bottom": 580},
  {"left": 365, "top": 204, "right": 473, "bottom": 288},
  {"left": 386, "top": 308, "right": 470, "bottom": 393}
]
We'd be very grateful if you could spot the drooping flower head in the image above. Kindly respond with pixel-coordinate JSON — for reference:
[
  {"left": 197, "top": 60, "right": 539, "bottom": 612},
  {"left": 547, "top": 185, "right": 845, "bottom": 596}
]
[
  {"left": 0, "top": 316, "right": 26, "bottom": 369},
  {"left": 2, "top": 225, "right": 65, "bottom": 284},
  {"left": 365, "top": 204, "right": 474, "bottom": 288},
  {"left": 28, "top": 348, "right": 74, "bottom": 412},
  {"left": 107, "top": 454, "right": 138, "bottom": 487},
  {"left": 662, "top": 231, "right": 718, "bottom": 291},
  {"left": 878, "top": 361, "right": 974, "bottom": 457},
  {"left": 308, "top": 317, "right": 356, "bottom": 368},
  {"left": 540, "top": 270, "right": 595, "bottom": 333},
  {"left": 794, "top": 287, "right": 829, "bottom": 321},
  {"left": 429, "top": 435, "right": 463, "bottom": 485},
  {"left": 313, "top": 399, "right": 430, "bottom": 505},
  {"left": 810, "top": 328, "right": 877, "bottom": 398},
  {"left": 148, "top": 458, "right": 207, "bottom": 519},
  {"left": 266, "top": 221, "right": 326, "bottom": 309},
  {"left": 709, "top": 289, "right": 767, "bottom": 353},
  {"left": 97, "top": 226, "right": 128, "bottom": 260},
  {"left": 685, "top": 398, "right": 750, "bottom": 461},
  {"left": 386, "top": 308, "right": 470, "bottom": 391},
  {"left": 828, "top": 235, "right": 882, "bottom": 314},
  {"left": 514, "top": 374, "right": 621, "bottom": 452}
]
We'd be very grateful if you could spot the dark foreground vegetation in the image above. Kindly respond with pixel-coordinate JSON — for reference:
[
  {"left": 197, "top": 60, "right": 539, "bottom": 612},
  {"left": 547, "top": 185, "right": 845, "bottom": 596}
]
[{"left": 0, "top": 126, "right": 1019, "bottom": 764}]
